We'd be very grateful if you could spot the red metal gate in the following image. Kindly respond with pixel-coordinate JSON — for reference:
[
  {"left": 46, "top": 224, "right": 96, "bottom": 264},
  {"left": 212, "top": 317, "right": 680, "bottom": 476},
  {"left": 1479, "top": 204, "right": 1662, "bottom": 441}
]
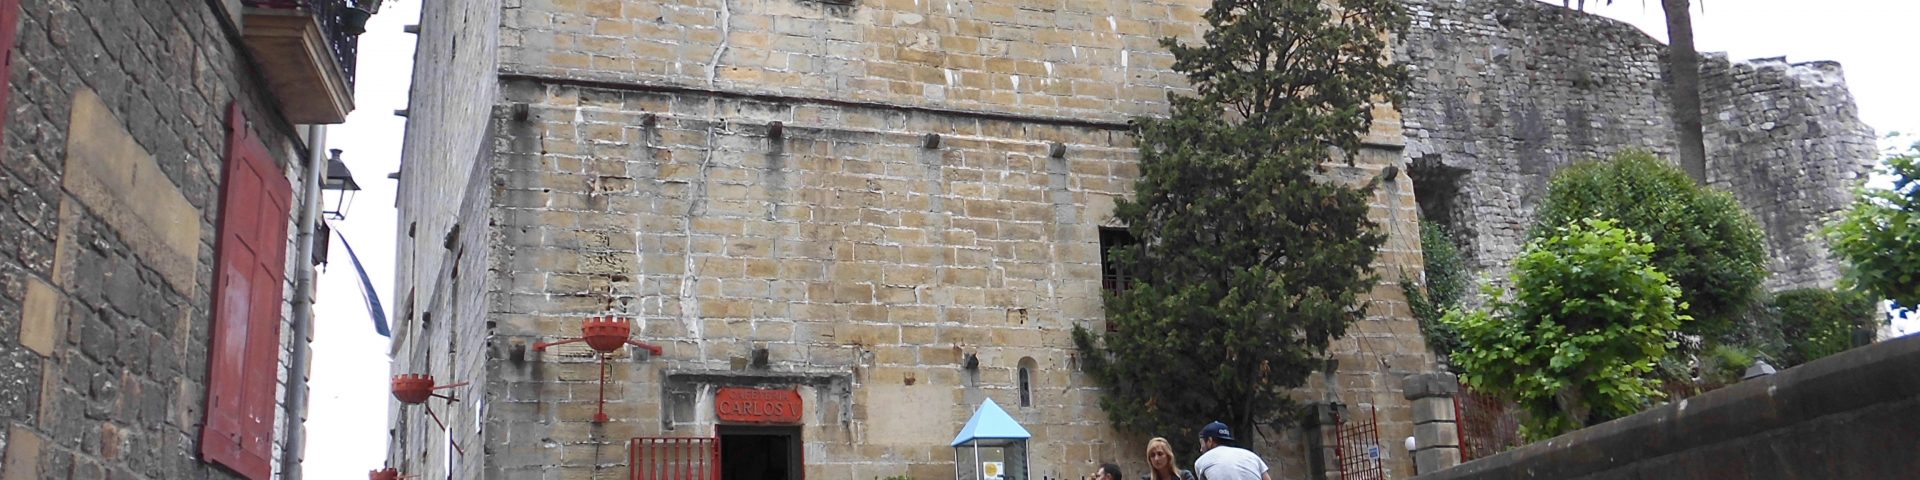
[
  {"left": 1333, "top": 406, "right": 1385, "bottom": 480},
  {"left": 630, "top": 437, "right": 720, "bottom": 480}
]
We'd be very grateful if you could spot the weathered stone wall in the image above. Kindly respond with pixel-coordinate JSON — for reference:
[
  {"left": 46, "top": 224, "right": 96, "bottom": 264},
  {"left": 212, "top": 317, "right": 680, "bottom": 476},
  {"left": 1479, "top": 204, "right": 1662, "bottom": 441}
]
[
  {"left": 1699, "top": 56, "right": 1876, "bottom": 291},
  {"left": 498, "top": 0, "right": 1205, "bottom": 123},
  {"left": 1398, "top": 0, "right": 1873, "bottom": 291},
  {"left": 473, "top": 79, "right": 1430, "bottom": 479},
  {"left": 387, "top": 0, "right": 505, "bottom": 477},
  {"left": 1418, "top": 333, "right": 1920, "bottom": 480},
  {"left": 1398, "top": 0, "right": 1675, "bottom": 275},
  {"left": 396, "top": 0, "right": 1436, "bottom": 478},
  {"left": 0, "top": 1, "right": 312, "bottom": 478}
]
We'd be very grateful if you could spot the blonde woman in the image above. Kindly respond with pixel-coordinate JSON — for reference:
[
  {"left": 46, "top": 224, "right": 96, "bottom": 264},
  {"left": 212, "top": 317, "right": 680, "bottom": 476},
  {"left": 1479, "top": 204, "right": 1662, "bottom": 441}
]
[{"left": 1144, "top": 437, "right": 1196, "bottom": 480}]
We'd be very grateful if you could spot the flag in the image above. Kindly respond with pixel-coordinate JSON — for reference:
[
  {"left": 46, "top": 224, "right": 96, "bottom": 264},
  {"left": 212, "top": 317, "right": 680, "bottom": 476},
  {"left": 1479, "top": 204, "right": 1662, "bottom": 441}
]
[{"left": 333, "top": 227, "right": 391, "bottom": 337}]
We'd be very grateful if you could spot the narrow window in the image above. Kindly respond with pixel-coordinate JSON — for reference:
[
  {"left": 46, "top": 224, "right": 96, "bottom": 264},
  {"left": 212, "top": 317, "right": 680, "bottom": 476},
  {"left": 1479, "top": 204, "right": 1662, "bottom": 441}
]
[
  {"left": 1099, "top": 227, "right": 1137, "bottom": 295},
  {"left": 1099, "top": 227, "right": 1137, "bottom": 332},
  {"left": 1017, "top": 357, "right": 1038, "bottom": 407}
]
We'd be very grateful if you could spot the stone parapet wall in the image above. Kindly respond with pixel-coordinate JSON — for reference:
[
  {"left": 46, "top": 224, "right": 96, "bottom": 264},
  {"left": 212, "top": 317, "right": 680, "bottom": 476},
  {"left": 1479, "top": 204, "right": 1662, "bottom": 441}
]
[{"left": 1418, "top": 334, "right": 1920, "bottom": 479}]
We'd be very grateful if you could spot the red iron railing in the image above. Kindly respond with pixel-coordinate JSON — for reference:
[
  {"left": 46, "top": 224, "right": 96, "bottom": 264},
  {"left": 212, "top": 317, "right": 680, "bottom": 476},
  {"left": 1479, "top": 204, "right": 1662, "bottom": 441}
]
[
  {"left": 630, "top": 437, "right": 720, "bottom": 480},
  {"left": 1333, "top": 406, "right": 1386, "bottom": 480},
  {"left": 1454, "top": 387, "right": 1523, "bottom": 461}
]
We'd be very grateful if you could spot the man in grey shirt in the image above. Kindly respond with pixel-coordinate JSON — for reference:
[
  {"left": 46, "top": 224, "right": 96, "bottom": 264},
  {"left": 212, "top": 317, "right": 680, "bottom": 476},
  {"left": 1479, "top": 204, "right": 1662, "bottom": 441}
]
[{"left": 1193, "top": 421, "right": 1270, "bottom": 480}]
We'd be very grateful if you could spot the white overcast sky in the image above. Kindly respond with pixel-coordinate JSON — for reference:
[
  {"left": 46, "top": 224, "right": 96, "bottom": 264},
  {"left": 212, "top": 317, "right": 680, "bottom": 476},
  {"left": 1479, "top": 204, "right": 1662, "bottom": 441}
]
[{"left": 301, "top": 0, "right": 1919, "bottom": 475}]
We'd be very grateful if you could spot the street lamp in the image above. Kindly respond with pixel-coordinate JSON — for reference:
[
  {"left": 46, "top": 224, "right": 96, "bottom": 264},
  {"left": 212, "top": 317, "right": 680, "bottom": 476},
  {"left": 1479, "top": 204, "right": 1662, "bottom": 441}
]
[{"left": 321, "top": 148, "right": 362, "bottom": 220}]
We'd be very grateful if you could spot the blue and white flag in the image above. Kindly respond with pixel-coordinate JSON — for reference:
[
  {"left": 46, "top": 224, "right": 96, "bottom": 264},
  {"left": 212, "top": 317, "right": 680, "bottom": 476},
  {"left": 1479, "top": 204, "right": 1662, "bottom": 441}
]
[{"left": 333, "top": 228, "right": 391, "bottom": 337}]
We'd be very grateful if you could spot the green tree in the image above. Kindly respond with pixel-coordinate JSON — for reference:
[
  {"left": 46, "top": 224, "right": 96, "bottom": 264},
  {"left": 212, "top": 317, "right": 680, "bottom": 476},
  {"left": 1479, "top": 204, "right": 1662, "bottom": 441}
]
[
  {"left": 1445, "top": 219, "right": 1690, "bottom": 439},
  {"left": 1531, "top": 151, "right": 1766, "bottom": 340},
  {"left": 1072, "top": 0, "right": 1408, "bottom": 449},
  {"left": 1825, "top": 140, "right": 1920, "bottom": 310}
]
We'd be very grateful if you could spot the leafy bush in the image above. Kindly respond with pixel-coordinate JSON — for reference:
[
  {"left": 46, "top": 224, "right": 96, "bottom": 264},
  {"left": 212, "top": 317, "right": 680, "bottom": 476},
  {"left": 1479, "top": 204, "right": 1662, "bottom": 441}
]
[
  {"left": 1532, "top": 151, "right": 1767, "bottom": 340},
  {"left": 1405, "top": 221, "right": 1468, "bottom": 365},
  {"left": 1825, "top": 140, "right": 1920, "bottom": 310},
  {"left": 1445, "top": 218, "right": 1690, "bottom": 440},
  {"left": 1772, "top": 288, "right": 1878, "bottom": 366}
]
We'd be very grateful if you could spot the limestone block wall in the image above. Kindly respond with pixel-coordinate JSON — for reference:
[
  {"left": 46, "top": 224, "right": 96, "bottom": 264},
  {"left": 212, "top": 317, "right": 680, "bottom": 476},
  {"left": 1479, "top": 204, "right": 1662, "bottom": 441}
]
[
  {"left": 499, "top": 0, "right": 1208, "bottom": 123},
  {"left": 475, "top": 80, "right": 1432, "bottom": 479},
  {"left": 386, "top": 0, "right": 505, "bottom": 475},
  {"left": 1398, "top": 0, "right": 1874, "bottom": 293},
  {"left": 0, "top": 1, "right": 314, "bottom": 479},
  {"left": 394, "top": 0, "right": 1437, "bottom": 478}
]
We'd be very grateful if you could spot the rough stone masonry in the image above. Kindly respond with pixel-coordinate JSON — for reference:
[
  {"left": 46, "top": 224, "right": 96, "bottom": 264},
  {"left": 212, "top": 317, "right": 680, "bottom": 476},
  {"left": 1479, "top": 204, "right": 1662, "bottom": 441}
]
[{"left": 1398, "top": 0, "right": 1875, "bottom": 291}]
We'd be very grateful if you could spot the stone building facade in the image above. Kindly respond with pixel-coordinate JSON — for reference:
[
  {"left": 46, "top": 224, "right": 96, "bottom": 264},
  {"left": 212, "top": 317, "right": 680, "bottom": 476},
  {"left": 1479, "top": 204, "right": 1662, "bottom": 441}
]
[
  {"left": 1397, "top": 0, "right": 1876, "bottom": 291},
  {"left": 387, "top": 0, "right": 1880, "bottom": 479},
  {"left": 0, "top": 0, "right": 368, "bottom": 479},
  {"left": 388, "top": 0, "right": 1434, "bottom": 478}
]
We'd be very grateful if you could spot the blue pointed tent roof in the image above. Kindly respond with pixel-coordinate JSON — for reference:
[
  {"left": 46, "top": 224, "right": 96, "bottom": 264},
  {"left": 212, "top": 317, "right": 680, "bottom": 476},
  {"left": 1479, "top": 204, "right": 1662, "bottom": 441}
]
[{"left": 950, "top": 398, "right": 1032, "bottom": 446}]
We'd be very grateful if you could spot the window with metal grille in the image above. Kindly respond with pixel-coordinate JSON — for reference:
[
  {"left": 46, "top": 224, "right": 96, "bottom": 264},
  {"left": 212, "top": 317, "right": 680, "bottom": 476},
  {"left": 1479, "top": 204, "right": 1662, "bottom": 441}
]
[{"left": 1099, "top": 227, "right": 1137, "bottom": 332}]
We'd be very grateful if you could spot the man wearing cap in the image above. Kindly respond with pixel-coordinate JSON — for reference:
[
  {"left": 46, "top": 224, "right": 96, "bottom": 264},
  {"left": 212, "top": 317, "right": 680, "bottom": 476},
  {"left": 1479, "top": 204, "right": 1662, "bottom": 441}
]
[{"left": 1193, "top": 421, "right": 1270, "bottom": 480}]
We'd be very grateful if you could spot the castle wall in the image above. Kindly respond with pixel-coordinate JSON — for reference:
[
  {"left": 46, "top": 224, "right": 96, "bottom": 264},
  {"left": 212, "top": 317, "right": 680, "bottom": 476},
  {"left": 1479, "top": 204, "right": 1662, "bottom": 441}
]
[
  {"left": 1397, "top": 0, "right": 1874, "bottom": 291},
  {"left": 1699, "top": 56, "right": 1876, "bottom": 291}
]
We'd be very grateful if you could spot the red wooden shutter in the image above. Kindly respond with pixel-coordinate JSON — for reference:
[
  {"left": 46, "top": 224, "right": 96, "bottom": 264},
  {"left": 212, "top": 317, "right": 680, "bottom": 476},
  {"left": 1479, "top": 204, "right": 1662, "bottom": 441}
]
[
  {"left": 0, "top": 0, "right": 21, "bottom": 148},
  {"left": 202, "top": 103, "right": 294, "bottom": 480}
]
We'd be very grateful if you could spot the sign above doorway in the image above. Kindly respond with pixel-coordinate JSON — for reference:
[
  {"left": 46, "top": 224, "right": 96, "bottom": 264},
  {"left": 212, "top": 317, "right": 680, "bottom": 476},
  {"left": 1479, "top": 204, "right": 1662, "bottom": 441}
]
[{"left": 715, "top": 388, "right": 804, "bottom": 424}]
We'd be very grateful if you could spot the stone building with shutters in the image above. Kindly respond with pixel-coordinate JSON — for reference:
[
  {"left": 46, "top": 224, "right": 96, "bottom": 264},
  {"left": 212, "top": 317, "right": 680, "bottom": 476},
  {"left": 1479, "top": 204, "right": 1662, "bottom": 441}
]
[
  {"left": 385, "top": 0, "right": 1877, "bottom": 479},
  {"left": 0, "top": 0, "right": 377, "bottom": 479}
]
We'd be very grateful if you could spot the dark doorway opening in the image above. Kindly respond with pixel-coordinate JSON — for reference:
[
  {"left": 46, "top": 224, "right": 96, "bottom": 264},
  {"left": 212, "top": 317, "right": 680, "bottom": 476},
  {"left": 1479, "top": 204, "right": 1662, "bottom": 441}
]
[{"left": 719, "top": 425, "right": 803, "bottom": 480}]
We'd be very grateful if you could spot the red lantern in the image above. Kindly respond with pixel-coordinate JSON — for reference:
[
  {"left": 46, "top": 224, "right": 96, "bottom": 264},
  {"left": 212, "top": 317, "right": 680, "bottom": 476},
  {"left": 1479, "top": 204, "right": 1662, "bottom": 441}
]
[
  {"left": 370, "top": 468, "right": 400, "bottom": 480},
  {"left": 388, "top": 373, "right": 469, "bottom": 454},
  {"left": 582, "top": 317, "right": 635, "bottom": 352},
  {"left": 390, "top": 374, "right": 436, "bottom": 405},
  {"left": 534, "top": 315, "right": 665, "bottom": 423}
]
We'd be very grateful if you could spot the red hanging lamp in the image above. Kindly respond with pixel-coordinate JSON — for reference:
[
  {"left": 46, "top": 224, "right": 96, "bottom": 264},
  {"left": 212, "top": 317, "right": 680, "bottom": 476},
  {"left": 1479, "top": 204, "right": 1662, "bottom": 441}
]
[
  {"left": 369, "top": 467, "right": 408, "bottom": 480},
  {"left": 390, "top": 373, "right": 469, "bottom": 454},
  {"left": 534, "top": 315, "right": 664, "bottom": 423}
]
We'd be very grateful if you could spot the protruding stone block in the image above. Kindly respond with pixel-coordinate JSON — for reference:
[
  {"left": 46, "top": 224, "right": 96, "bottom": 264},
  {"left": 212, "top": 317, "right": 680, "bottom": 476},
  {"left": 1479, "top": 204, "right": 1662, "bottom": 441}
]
[{"left": 1402, "top": 372, "right": 1460, "bottom": 400}]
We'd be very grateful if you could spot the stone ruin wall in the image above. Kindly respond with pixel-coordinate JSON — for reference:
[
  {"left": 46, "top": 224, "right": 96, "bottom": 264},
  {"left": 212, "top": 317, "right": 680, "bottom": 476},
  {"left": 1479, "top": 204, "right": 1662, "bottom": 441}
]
[
  {"left": 1398, "top": 0, "right": 1875, "bottom": 292},
  {"left": 1699, "top": 56, "right": 1877, "bottom": 291}
]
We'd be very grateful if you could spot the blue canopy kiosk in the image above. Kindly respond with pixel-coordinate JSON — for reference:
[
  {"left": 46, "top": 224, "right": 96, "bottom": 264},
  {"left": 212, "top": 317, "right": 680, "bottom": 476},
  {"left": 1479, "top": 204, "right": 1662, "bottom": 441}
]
[{"left": 951, "top": 399, "right": 1031, "bottom": 480}]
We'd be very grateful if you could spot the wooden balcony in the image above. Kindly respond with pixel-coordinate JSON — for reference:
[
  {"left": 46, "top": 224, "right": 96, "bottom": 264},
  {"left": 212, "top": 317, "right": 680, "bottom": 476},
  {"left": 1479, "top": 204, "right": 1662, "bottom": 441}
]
[{"left": 240, "top": 1, "right": 362, "bottom": 124}]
